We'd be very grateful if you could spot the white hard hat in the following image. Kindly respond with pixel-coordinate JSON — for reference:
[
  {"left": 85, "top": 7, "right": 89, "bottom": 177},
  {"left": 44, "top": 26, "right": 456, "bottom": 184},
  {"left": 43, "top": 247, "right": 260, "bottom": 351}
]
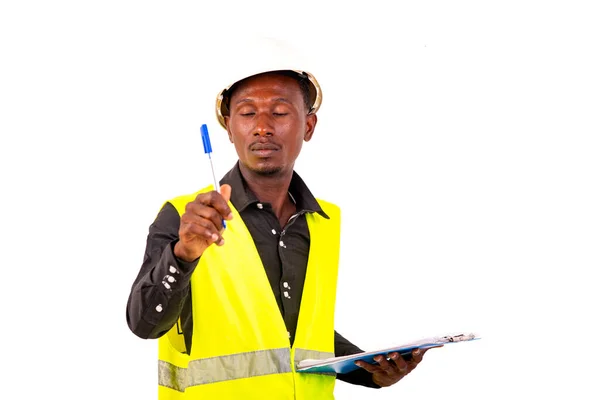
[{"left": 214, "top": 36, "right": 322, "bottom": 130}]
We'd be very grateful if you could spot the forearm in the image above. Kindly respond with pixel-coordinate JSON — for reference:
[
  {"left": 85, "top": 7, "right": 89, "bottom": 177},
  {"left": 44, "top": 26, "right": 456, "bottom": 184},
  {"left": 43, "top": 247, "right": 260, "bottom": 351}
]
[
  {"left": 126, "top": 240, "right": 197, "bottom": 339},
  {"left": 126, "top": 202, "right": 198, "bottom": 339}
]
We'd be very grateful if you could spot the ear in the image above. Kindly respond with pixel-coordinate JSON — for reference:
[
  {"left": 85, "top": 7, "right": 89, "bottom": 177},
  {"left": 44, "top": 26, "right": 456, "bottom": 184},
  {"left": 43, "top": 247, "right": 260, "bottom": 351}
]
[
  {"left": 303, "top": 113, "right": 317, "bottom": 142},
  {"left": 224, "top": 116, "right": 234, "bottom": 143}
]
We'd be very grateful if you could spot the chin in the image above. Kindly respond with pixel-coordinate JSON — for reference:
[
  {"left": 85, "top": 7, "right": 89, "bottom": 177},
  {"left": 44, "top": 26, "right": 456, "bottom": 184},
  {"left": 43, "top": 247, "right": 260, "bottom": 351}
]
[
  {"left": 255, "top": 166, "right": 282, "bottom": 176},
  {"left": 248, "top": 162, "right": 282, "bottom": 176}
]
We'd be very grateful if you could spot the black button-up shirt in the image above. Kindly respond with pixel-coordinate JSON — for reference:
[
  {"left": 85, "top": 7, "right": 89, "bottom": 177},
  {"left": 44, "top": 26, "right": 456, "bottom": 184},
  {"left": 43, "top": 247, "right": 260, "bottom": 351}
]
[{"left": 126, "top": 162, "right": 378, "bottom": 387}]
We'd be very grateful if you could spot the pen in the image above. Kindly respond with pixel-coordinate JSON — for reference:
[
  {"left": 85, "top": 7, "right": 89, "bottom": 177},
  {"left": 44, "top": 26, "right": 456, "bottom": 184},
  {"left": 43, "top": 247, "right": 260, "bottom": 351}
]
[{"left": 200, "top": 124, "right": 226, "bottom": 229}]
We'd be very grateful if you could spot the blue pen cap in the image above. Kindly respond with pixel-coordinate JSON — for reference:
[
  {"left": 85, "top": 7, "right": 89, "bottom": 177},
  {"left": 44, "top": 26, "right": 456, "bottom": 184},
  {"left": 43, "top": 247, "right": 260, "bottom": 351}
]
[{"left": 200, "top": 124, "right": 212, "bottom": 154}]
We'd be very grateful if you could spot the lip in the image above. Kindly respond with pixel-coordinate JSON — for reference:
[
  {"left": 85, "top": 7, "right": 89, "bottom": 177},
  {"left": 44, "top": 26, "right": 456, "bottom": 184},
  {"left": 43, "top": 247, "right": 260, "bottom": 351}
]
[
  {"left": 250, "top": 143, "right": 279, "bottom": 156},
  {"left": 251, "top": 143, "right": 279, "bottom": 151},
  {"left": 252, "top": 148, "right": 277, "bottom": 157}
]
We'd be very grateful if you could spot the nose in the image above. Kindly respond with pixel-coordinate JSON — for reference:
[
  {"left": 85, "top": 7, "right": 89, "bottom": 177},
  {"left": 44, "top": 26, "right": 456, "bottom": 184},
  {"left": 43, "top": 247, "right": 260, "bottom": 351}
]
[{"left": 253, "top": 112, "right": 274, "bottom": 137}]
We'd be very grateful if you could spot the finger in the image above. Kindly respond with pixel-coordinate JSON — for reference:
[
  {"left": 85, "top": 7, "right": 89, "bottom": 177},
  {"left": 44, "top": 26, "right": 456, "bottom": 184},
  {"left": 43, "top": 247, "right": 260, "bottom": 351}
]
[
  {"left": 179, "top": 210, "right": 225, "bottom": 246},
  {"left": 217, "top": 184, "right": 234, "bottom": 220},
  {"left": 354, "top": 360, "right": 379, "bottom": 374},
  {"left": 193, "top": 190, "right": 233, "bottom": 221},
  {"left": 220, "top": 184, "right": 232, "bottom": 206},
  {"left": 406, "top": 347, "right": 438, "bottom": 373},
  {"left": 374, "top": 356, "right": 398, "bottom": 375},
  {"left": 179, "top": 219, "right": 222, "bottom": 247},
  {"left": 388, "top": 353, "right": 408, "bottom": 374},
  {"left": 413, "top": 345, "right": 442, "bottom": 363},
  {"left": 180, "top": 213, "right": 221, "bottom": 242},
  {"left": 219, "top": 184, "right": 234, "bottom": 224},
  {"left": 185, "top": 201, "right": 227, "bottom": 232},
  {"left": 411, "top": 348, "right": 424, "bottom": 364}
]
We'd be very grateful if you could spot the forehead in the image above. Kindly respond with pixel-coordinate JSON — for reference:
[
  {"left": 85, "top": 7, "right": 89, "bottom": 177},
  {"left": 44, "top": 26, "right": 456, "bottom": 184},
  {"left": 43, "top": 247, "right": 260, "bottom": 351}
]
[{"left": 228, "top": 72, "right": 303, "bottom": 101}]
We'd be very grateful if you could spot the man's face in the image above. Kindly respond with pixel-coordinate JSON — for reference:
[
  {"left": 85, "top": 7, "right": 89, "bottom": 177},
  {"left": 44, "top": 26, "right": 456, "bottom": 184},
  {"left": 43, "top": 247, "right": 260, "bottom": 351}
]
[{"left": 224, "top": 72, "right": 317, "bottom": 177}]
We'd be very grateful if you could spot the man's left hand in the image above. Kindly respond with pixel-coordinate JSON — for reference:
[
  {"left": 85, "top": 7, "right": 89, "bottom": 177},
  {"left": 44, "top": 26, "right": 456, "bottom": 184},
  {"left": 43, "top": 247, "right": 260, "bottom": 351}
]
[{"left": 354, "top": 347, "right": 438, "bottom": 387}]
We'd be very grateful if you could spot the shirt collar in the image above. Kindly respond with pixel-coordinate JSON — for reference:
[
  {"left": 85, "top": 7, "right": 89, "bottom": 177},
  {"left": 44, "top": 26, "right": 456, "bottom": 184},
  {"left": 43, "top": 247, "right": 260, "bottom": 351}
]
[{"left": 220, "top": 162, "right": 329, "bottom": 219}]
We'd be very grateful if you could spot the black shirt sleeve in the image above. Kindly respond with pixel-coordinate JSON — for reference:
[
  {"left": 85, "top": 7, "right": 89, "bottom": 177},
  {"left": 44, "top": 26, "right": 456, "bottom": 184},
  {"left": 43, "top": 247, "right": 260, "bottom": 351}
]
[
  {"left": 126, "top": 202, "right": 198, "bottom": 339},
  {"left": 334, "top": 331, "right": 380, "bottom": 388}
]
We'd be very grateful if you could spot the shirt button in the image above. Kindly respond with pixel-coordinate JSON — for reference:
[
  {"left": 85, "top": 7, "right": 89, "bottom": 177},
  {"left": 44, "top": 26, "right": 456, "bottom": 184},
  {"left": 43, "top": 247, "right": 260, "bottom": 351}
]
[
  {"left": 169, "top": 265, "right": 178, "bottom": 274},
  {"left": 284, "top": 291, "right": 290, "bottom": 298},
  {"left": 279, "top": 240, "right": 286, "bottom": 248},
  {"left": 283, "top": 282, "right": 289, "bottom": 288},
  {"left": 155, "top": 304, "right": 163, "bottom": 312},
  {"left": 271, "top": 229, "right": 277, "bottom": 235},
  {"left": 257, "top": 203, "right": 263, "bottom": 209}
]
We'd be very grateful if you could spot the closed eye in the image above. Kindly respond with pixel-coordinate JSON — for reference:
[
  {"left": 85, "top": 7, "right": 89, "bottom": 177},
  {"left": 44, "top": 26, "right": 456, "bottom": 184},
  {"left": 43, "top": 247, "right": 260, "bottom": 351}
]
[{"left": 273, "top": 113, "right": 288, "bottom": 116}]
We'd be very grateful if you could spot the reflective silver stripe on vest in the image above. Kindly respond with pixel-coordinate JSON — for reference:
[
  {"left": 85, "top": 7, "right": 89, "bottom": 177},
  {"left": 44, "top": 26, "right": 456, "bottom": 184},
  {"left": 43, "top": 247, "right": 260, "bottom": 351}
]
[
  {"left": 158, "top": 348, "right": 293, "bottom": 392},
  {"left": 294, "top": 348, "right": 336, "bottom": 376},
  {"left": 159, "top": 360, "right": 187, "bottom": 392}
]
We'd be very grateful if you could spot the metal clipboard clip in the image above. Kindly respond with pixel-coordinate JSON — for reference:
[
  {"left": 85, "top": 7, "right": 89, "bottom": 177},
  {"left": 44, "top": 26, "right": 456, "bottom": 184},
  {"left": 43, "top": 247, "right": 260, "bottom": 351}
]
[{"left": 440, "top": 333, "right": 479, "bottom": 343}]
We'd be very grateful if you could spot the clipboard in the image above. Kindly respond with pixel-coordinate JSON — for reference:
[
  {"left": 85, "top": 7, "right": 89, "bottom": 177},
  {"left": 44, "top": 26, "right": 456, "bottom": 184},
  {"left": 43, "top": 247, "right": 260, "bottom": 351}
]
[{"left": 296, "top": 332, "right": 480, "bottom": 374}]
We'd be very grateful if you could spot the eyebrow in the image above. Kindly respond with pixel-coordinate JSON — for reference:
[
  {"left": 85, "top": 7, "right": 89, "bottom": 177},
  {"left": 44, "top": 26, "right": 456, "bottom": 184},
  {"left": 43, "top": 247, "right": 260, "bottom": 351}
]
[{"left": 234, "top": 97, "right": 293, "bottom": 106}]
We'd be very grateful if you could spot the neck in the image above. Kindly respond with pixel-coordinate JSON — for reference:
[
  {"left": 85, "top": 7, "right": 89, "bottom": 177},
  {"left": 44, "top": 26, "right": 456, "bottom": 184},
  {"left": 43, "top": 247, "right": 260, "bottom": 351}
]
[{"left": 240, "top": 164, "right": 296, "bottom": 225}]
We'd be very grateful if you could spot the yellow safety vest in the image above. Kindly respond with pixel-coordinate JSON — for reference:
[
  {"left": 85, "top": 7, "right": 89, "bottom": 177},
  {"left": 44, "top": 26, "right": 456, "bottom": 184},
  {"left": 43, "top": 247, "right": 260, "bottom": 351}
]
[{"left": 157, "top": 186, "right": 341, "bottom": 399}]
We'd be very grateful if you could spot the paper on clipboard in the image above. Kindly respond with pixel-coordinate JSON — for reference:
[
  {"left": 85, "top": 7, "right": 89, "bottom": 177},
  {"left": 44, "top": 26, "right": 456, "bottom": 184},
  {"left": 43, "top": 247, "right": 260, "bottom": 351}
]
[{"left": 296, "top": 332, "right": 480, "bottom": 375}]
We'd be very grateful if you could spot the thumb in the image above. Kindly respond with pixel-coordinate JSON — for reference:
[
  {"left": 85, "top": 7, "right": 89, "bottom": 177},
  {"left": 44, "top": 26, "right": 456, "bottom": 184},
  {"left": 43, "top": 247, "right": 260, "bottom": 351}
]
[{"left": 220, "top": 184, "right": 232, "bottom": 204}]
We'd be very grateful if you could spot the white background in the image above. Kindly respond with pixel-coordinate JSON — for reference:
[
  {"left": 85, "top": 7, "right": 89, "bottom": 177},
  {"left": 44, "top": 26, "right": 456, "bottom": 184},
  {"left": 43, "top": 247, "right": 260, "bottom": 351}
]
[{"left": 1, "top": 1, "right": 599, "bottom": 399}]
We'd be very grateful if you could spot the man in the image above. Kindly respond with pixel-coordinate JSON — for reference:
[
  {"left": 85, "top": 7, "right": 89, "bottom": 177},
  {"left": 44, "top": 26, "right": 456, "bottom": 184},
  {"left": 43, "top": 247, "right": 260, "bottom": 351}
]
[{"left": 126, "top": 57, "right": 432, "bottom": 398}]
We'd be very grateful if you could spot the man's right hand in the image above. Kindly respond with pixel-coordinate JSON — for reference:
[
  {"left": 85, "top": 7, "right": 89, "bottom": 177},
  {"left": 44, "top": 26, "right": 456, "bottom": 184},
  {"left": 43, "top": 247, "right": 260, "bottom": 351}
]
[{"left": 174, "top": 184, "right": 233, "bottom": 262}]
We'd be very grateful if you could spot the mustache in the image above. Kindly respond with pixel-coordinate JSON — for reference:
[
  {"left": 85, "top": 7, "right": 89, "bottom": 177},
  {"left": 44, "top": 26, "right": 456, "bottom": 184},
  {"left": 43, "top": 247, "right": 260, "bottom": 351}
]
[{"left": 249, "top": 141, "right": 280, "bottom": 151}]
